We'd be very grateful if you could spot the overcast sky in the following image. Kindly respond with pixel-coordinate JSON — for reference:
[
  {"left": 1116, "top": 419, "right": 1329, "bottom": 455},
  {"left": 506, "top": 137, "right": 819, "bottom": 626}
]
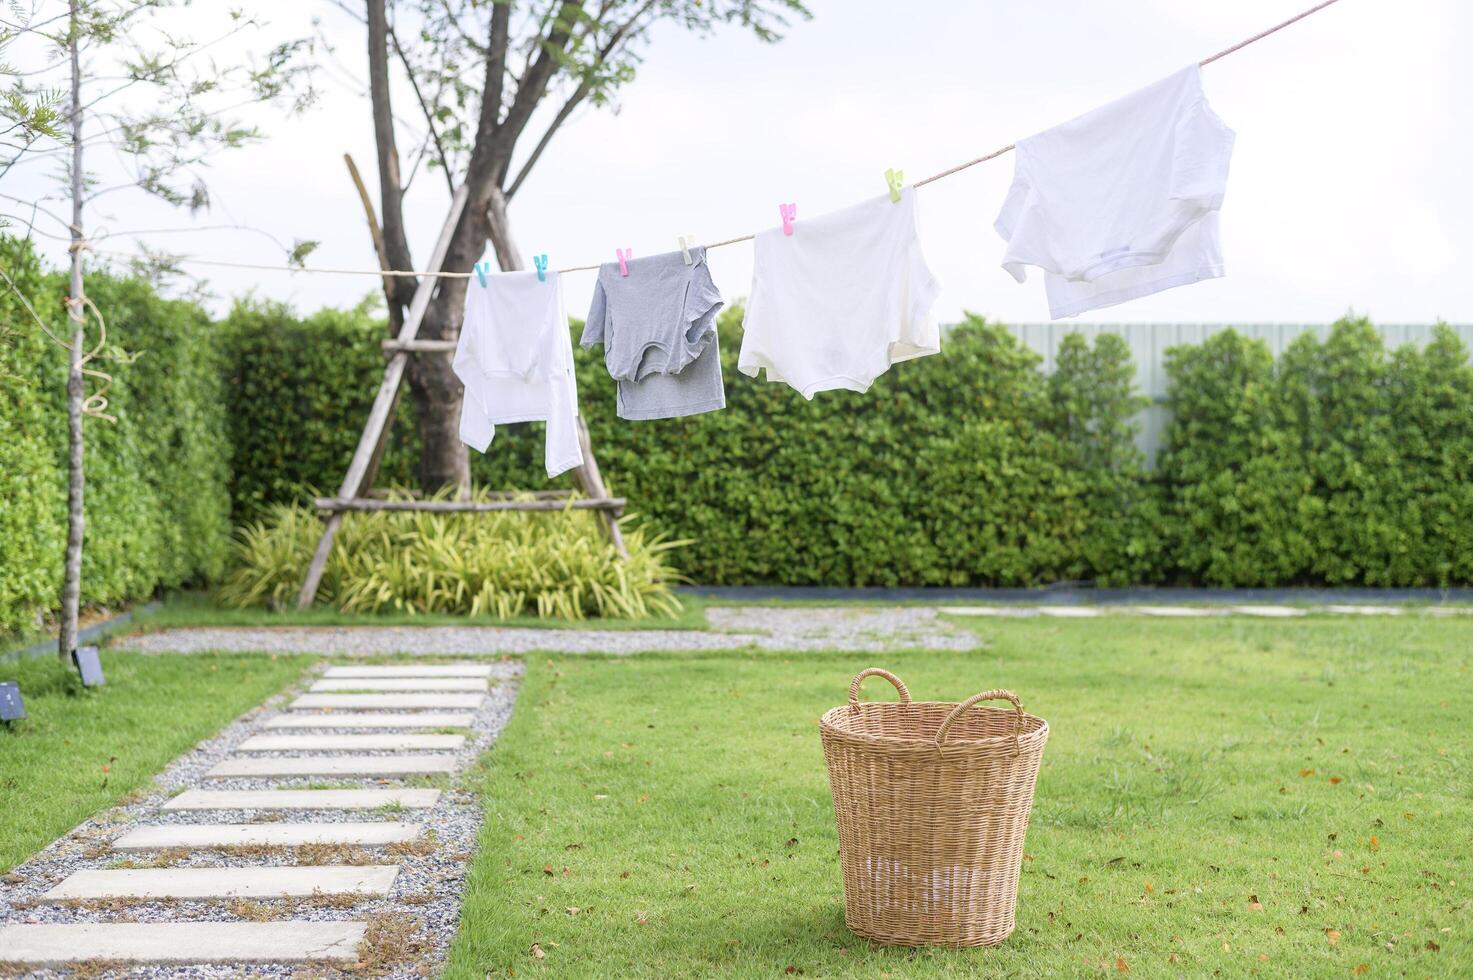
[{"left": 14, "top": 0, "right": 1472, "bottom": 327}]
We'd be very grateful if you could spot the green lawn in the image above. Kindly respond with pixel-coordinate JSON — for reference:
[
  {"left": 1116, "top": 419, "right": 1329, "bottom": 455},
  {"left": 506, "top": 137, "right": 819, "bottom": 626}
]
[
  {"left": 0, "top": 650, "right": 311, "bottom": 873},
  {"left": 126, "top": 591, "right": 709, "bottom": 634},
  {"left": 448, "top": 617, "right": 1472, "bottom": 977}
]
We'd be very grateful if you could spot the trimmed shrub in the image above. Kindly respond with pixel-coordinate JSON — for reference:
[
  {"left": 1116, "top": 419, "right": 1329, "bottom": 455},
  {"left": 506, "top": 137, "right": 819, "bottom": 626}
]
[
  {"left": 0, "top": 239, "right": 66, "bottom": 634},
  {"left": 219, "top": 304, "right": 1152, "bottom": 587},
  {"left": 218, "top": 297, "right": 418, "bottom": 522},
  {"left": 1157, "top": 318, "right": 1473, "bottom": 587},
  {"left": 0, "top": 238, "right": 231, "bottom": 639}
]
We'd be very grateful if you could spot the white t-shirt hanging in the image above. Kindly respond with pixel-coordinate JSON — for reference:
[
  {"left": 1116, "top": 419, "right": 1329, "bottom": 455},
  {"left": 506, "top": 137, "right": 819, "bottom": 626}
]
[
  {"left": 994, "top": 65, "right": 1235, "bottom": 319},
  {"left": 453, "top": 267, "right": 584, "bottom": 478},
  {"left": 739, "top": 186, "right": 941, "bottom": 398}
]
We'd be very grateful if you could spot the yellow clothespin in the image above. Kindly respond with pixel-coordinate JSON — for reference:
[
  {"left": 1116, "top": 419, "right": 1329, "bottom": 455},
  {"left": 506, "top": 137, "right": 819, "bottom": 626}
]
[{"left": 885, "top": 168, "right": 904, "bottom": 203}]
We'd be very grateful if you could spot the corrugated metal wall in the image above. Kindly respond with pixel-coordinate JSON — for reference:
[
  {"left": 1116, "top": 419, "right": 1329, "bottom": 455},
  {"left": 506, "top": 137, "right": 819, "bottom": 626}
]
[{"left": 1005, "top": 323, "right": 1473, "bottom": 464}]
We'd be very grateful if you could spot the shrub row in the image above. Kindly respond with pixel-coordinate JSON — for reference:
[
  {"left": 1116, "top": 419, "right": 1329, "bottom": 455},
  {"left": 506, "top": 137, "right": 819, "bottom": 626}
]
[
  {"left": 223, "top": 302, "right": 1473, "bottom": 588},
  {"left": 1157, "top": 318, "right": 1473, "bottom": 586},
  {"left": 6, "top": 231, "right": 1472, "bottom": 631},
  {"left": 0, "top": 239, "right": 231, "bottom": 638}
]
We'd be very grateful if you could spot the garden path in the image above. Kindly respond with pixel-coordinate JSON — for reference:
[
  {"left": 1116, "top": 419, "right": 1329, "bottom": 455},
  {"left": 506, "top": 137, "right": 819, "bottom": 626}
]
[{"left": 0, "top": 661, "right": 519, "bottom": 976}]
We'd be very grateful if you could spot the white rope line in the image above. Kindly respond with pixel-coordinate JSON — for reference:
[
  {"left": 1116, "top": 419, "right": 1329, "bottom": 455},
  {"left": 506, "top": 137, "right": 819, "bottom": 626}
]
[{"left": 82, "top": 0, "right": 1345, "bottom": 282}]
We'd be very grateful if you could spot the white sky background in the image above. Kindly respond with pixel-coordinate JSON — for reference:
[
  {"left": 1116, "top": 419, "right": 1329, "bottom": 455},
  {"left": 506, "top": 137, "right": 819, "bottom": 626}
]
[{"left": 14, "top": 0, "right": 1473, "bottom": 326}]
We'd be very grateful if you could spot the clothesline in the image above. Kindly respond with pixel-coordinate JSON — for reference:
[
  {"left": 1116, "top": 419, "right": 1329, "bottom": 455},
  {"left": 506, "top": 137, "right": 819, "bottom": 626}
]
[{"left": 83, "top": 0, "right": 1344, "bottom": 281}]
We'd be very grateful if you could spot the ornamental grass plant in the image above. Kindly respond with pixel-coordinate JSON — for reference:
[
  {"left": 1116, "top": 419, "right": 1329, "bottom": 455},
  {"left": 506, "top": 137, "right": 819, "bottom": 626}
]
[{"left": 218, "top": 490, "right": 684, "bottom": 620}]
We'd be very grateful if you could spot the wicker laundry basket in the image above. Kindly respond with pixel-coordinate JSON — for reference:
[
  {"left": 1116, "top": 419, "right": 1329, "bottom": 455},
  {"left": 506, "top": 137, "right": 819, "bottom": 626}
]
[{"left": 819, "top": 668, "right": 1049, "bottom": 947}]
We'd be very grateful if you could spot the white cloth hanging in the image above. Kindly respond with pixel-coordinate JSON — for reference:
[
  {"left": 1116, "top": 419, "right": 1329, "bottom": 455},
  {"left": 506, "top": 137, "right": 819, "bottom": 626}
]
[
  {"left": 739, "top": 186, "right": 941, "bottom": 398},
  {"left": 994, "top": 65, "right": 1235, "bottom": 318},
  {"left": 453, "top": 268, "right": 584, "bottom": 478}
]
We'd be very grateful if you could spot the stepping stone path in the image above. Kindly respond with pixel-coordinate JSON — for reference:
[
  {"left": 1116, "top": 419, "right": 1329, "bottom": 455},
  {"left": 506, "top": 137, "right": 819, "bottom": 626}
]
[
  {"left": 291, "top": 692, "right": 486, "bottom": 710},
  {"left": 0, "top": 660, "right": 520, "bottom": 975},
  {"left": 206, "top": 754, "right": 459, "bottom": 778},
  {"left": 236, "top": 733, "right": 465, "bottom": 752},
  {"left": 309, "top": 677, "right": 489, "bottom": 692},
  {"left": 264, "top": 711, "right": 475, "bottom": 729}
]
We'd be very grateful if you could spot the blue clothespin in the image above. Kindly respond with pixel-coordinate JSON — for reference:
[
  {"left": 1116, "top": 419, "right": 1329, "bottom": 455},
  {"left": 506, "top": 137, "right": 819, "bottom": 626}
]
[
  {"left": 533, "top": 254, "right": 548, "bottom": 282},
  {"left": 885, "top": 168, "right": 904, "bottom": 203},
  {"left": 473, "top": 261, "right": 489, "bottom": 288}
]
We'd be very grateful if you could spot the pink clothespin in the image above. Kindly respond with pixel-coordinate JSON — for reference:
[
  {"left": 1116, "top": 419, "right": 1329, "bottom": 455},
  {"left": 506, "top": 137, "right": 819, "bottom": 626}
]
[
  {"left": 616, "top": 247, "right": 632, "bottom": 277},
  {"left": 779, "top": 203, "right": 797, "bottom": 236}
]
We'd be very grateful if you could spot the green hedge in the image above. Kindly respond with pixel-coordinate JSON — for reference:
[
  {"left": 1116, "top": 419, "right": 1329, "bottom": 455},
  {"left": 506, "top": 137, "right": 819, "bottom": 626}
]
[
  {"left": 0, "top": 239, "right": 231, "bottom": 639},
  {"left": 221, "top": 304, "right": 1473, "bottom": 588},
  {"left": 220, "top": 301, "right": 1157, "bottom": 586},
  {"left": 219, "top": 297, "right": 417, "bottom": 521},
  {"left": 8, "top": 237, "right": 1472, "bottom": 613},
  {"left": 1157, "top": 318, "right": 1473, "bottom": 587}
]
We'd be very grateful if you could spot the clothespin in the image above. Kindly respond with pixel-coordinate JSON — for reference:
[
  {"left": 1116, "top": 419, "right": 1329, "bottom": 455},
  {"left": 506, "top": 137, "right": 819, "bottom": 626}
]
[
  {"left": 779, "top": 203, "right": 797, "bottom": 236},
  {"left": 617, "top": 247, "right": 632, "bottom": 277},
  {"left": 473, "top": 261, "right": 489, "bottom": 288},
  {"left": 678, "top": 235, "right": 695, "bottom": 266},
  {"left": 885, "top": 168, "right": 904, "bottom": 203},
  {"left": 533, "top": 254, "right": 548, "bottom": 282}
]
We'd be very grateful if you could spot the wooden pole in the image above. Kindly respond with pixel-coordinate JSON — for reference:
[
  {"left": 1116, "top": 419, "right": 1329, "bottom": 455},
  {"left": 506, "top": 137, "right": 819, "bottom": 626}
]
[
  {"left": 313, "top": 497, "right": 624, "bottom": 514},
  {"left": 295, "top": 184, "right": 470, "bottom": 608},
  {"left": 344, "top": 153, "right": 395, "bottom": 301}
]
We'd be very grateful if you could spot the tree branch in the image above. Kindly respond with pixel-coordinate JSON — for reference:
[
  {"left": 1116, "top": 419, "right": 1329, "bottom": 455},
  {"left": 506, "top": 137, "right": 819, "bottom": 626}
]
[
  {"left": 388, "top": 21, "right": 455, "bottom": 196},
  {"left": 505, "top": 0, "right": 656, "bottom": 199}
]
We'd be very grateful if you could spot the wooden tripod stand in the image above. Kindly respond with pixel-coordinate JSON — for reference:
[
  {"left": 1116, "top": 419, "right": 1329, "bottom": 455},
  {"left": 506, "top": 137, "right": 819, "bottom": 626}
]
[{"left": 295, "top": 184, "right": 626, "bottom": 609}]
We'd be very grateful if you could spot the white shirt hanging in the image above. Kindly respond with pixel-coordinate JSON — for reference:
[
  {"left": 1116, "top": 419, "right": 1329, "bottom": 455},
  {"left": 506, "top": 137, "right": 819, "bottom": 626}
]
[
  {"left": 453, "top": 268, "right": 584, "bottom": 478},
  {"left": 994, "top": 65, "right": 1235, "bottom": 319},
  {"left": 739, "top": 186, "right": 941, "bottom": 398}
]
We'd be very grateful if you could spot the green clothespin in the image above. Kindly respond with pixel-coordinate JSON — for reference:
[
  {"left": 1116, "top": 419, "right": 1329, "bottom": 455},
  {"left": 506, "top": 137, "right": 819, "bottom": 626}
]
[{"left": 885, "top": 168, "right": 904, "bottom": 203}]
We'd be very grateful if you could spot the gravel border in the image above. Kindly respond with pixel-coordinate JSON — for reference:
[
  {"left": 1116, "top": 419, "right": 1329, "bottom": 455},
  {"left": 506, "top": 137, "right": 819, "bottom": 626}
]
[
  {"left": 0, "top": 659, "right": 523, "bottom": 979},
  {"left": 112, "top": 606, "right": 979, "bottom": 657}
]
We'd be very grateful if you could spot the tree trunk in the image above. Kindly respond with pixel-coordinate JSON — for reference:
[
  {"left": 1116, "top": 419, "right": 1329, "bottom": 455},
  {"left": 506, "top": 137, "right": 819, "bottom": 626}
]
[
  {"left": 367, "top": 0, "right": 468, "bottom": 494},
  {"left": 58, "top": 0, "right": 85, "bottom": 664}
]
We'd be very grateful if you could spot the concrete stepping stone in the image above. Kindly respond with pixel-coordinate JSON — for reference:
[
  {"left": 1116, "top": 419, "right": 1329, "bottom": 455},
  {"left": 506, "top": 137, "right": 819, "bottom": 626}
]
[
  {"left": 163, "top": 788, "right": 440, "bottom": 811},
  {"left": 264, "top": 711, "right": 475, "bottom": 729},
  {"left": 238, "top": 733, "right": 465, "bottom": 752},
  {"left": 324, "top": 664, "right": 495, "bottom": 678},
  {"left": 309, "top": 677, "right": 487, "bottom": 692},
  {"left": 291, "top": 693, "right": 485, "bottom": 710},
  {"left": 1036, "top": 607, "right": 1101, "bottom": 618},
  {"left": 1326, "top": 604, "right": 1404, "bottom": 615},
  {"left": 1131, "top": 606, "right": 1220, "bottom": 617},
  {"left": 208, "top": 754, "right": 457, "bottom": 779},
  {"left": 0, "top": 921, "right": 366, "bottom": 966},
  {"left": 112, "top": 822, "right": 424, "bottom": 851},
  {"left": 1232, "top": 605, "right": 1307, "bottom": 618},
  {"left": 937, "top": 606, "right": 1039, "bottom": 617},
  {"left": 41, "top": 865, "right": 398, "bottom": 901}
]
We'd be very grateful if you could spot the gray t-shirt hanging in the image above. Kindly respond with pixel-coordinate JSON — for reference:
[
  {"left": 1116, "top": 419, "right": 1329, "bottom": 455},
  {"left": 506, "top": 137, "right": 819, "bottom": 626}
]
[{"left": 580, "top": 246, "right": 726, "bottom": 420}]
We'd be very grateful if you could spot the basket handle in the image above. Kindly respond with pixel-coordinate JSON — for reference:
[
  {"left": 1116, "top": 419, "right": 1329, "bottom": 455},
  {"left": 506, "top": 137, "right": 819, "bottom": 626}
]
[
  {"left": 935, "top": 689, "right": 1024, "bottom": 755},
  {"left": 847, "top": 668, "right": 911, "bottom": 712}
]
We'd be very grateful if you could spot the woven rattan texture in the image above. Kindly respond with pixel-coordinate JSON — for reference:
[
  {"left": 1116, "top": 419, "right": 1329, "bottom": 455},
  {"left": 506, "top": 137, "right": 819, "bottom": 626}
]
[{"left": 819, "top": 669, "right": 1049, "bottom": 946}]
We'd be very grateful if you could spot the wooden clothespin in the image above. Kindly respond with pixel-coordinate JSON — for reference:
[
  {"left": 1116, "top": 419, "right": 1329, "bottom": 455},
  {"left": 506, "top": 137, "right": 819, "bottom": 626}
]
[
  {"left": 885, "top": 168, "right": 904, "bottom": 203},
  {"left": 616, "top": 247, "right": 632, "bottom": 277},
  {"left": 779, "top": 203, "right": 796, "bottom": 236},
  {"left": 678, "top": 235, "right": 695, "bottom": 265},
  {"left": 533, "top": 254, "right": 548, "bottom": 282}
]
